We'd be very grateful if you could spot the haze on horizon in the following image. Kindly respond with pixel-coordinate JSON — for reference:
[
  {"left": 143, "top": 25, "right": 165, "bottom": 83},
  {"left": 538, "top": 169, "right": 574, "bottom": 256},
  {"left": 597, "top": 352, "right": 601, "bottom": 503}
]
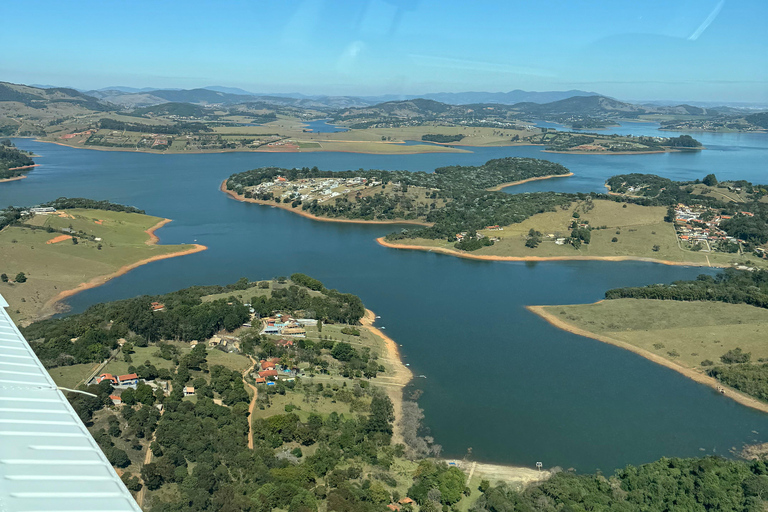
[{"left": 3, "top": 0, "right": 766, "bottom": 104}]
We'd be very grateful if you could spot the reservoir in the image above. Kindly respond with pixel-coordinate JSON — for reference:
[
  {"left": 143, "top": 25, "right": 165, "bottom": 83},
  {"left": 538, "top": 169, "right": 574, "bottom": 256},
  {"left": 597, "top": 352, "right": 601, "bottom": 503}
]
[{"left": 4, "top": 124, "right": 768, "bottom": 472}]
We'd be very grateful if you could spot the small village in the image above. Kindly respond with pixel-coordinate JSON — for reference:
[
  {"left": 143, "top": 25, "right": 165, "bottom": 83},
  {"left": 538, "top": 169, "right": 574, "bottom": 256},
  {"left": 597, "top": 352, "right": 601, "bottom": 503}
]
[
  {"left": 673, "top": 203, "right": 750, "bottom": 251},
  {"left": 249, "top": 175, "right": 381, "bottom": 203}
]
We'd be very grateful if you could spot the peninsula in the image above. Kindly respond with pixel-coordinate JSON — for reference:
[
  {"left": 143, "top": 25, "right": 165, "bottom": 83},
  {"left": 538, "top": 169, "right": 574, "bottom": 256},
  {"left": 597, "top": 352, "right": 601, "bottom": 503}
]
[
  {"left": 0, "top": 198, "right": 205, "bottom": 324},
  {"left": 379, "top": 173, "right": 768, "bottom": 270},
  {"left": 0, "top": 139, "right": 36, "bottom": 181},
  {"left": 528, "top": 269, "right": 768, "bottom": 414}
]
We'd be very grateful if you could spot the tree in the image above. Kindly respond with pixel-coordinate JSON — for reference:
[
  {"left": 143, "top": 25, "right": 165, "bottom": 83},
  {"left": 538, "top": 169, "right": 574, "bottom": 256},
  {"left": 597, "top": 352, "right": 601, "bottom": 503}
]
[
  {"left": 14, "top": 272, "right": 26, "bottom": 283},
  {"left": 703, "top": 174, "right": 718, "bottom": 186},
  {"left": 71, "top": 236, "right": 78, "bottom": 245},
  {"left": 0, "top": 273, "right": 7, "bottom": 282},
  {"left": 652, "top": 245, "right": 660, "bottom": 252}
]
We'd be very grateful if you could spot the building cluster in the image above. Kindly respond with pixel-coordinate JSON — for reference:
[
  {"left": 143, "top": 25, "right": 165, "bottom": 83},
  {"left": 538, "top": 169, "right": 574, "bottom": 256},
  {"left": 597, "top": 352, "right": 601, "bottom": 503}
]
[
  {"left": 261, "top": 313, "right": 315, "bottom": 337},
  {"left": 249, "top": 175, "right": 380, "bottom": 204},
  {"left": 674, "top": 204, "right": 747, "bottom": 246},
  {"left": 254, "top": 357, "right": 299, "bottom": 384}
]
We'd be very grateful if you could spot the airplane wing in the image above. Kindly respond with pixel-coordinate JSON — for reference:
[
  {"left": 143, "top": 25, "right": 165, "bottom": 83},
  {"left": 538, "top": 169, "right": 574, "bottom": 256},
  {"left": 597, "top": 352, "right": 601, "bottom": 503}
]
[{"left": 0, "top": 294, "right": 142, "bottom": 511}]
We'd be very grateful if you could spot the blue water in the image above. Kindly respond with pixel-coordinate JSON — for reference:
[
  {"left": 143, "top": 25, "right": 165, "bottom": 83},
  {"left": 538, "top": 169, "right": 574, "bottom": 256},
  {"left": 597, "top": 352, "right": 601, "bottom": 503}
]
[
  {"left": 303, "top": 119, "right": 349, "bottom": 133},
  {"left": 4, "top": 125, "right": 768, "bottom": 472}
]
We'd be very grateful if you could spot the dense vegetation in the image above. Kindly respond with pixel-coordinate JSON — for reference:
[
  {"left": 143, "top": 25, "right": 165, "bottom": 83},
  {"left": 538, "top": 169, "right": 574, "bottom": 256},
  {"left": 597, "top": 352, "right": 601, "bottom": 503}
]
[
  {"left": 421, "top": 134, "right": 464, "bottom": 143},
  {"left": 472, "top": 456, "right": 768, "bottom": 512},
  {"left": 24, "top": 277, "right": 365, "bottom": 368},
  {"left": 98, "top": 117, "right": 211, "bottom": 135},
  {"left": 227, "top": 158, "right": 576, "bottom": 246},
  {"left": 709, "top": 363, "right": 768, "bottom": 403},
  {"left": 0, "top": 139, "right": 35, "bottom": 179},
  {"left": 526, "top": 131, "right": 702, "bottom": 152},
  {"left": 40, "top": 197, "right": 146, "bottom": 214},
  {"left": 605, "top": 269, "right": 768, "bottom": 309}
]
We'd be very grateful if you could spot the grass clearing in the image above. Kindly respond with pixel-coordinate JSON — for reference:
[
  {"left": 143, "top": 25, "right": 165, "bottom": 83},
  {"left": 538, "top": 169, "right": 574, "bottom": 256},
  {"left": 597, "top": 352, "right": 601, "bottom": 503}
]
[
  {"left": 0, "top": 209, "right": 200, "bottom": 324},
  {"left": 47, "top": 363, "right": 98, "bottom": 388},
  {"left": 541, "top": 299, "right": 768, "bottom": 369}
]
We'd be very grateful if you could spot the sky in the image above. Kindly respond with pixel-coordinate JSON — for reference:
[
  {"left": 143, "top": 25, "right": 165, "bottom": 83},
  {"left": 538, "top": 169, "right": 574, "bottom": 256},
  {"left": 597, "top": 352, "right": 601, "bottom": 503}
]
[{"left": 2, "top": 0, "right": 766, "bottom": 103}]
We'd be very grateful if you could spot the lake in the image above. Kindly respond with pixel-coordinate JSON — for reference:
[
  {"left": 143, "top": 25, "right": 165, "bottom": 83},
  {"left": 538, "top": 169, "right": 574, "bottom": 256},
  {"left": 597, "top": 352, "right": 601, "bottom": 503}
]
[{"left": 4, "top": 124, "right": 768, "bottom": 472}]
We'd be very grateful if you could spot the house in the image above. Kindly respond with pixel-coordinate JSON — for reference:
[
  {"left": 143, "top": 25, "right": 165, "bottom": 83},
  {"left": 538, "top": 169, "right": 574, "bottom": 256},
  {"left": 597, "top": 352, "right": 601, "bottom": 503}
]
[
  {"left": 261, "top": 325, "right": 280, "bottom": 335},
  {"left": 255, "top": 377, "right": 267, "bottom": 384},
  {"left": 184, "top": 386, "right": 195, "bottom": 396},
  {"left": 109, "top": 395, "right": 122, "bottom": 405},
  {"left": 261, "top": 360, "right": 276, "bottom": 370},
  {"left": 258, "top": 369, "right": 278, "bottom": 379},
  {"left": 96, "top": 373, "right": 117, "bottom": 385},
  {"left": 398, "top": 498, "right": 414, "bottom": 505},
  {"left": 276, "top": 338, "right": 294, "bottom": 347},
  {"left": 117, "top": 373, "right": 139, "bottom": 386},
  {"left": 387, "top": 505, "right": 401, "bottom": 511},
  {"left": 150, "top": 301, "right": 165, "bottom": 312}
]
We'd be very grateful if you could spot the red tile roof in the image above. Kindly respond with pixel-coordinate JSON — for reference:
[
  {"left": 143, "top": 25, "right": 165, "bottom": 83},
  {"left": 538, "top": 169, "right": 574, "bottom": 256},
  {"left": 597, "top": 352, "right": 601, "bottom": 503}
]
[
  {"left": 118, "top": 373, "right": 138, "bottom": 381},
  {"left": 258, "top": 369, "right": 278, "bottom": 378},
  {"left": 261, "top": 361, "right": 276, "bottom": 369}
]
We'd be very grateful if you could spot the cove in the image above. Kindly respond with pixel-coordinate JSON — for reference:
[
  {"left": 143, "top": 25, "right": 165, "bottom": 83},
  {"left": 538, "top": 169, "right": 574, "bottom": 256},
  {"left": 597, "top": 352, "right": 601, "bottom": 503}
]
[{"left": 3, "top": 127, "right": 767, "bottom": 472}]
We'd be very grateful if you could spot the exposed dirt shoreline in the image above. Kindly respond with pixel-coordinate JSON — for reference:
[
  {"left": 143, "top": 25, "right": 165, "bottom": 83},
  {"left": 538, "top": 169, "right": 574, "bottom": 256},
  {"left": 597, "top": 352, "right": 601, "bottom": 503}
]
[
  {"left": 220, "top": 180, "right": 433, "bottom": 226},
  {"left": 486, "top": 172, "right": 574, "bottom": 191},
  {"left": 544, "top": 147, "right": 704, "bottom": 155},
  {"left": 39, "top": 218, "right": 207, "bottom": 320},
  {"left": 361, "top": 308, "right": 413, "bottom": 446},
  {"left": 375, "top": 237, "right": 721, "bottom": 268},
  {"left": 35, "top": 138, "right": 466, "bottom": 156},
  {"left": 527, "top": 304, "right": 768, "bottom": 415},
  {"left": 0, "top": 174, "right": 28, "bottom": 183}
]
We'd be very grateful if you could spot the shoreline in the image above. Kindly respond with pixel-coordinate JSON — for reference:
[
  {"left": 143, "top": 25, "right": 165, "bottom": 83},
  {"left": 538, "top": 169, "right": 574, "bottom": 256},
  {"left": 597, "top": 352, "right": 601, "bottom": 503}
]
[
  {"left": 38, "top": 218, "right": 207, "bottom": 321},
  {"left": 360, "top": 308, "right": 413, "bottom": 446},
  {"left": 526, "top": 304, "right": 768, "bottom": 415},
  {"left": 375, "top": 237, "right": 721, "bottom": 268},
  {"left": 486, "top": 172, "right": 574, "bottom": 191},
  {"left": 0, "top": 174, "right": 28, "bottom": 183},
  {"left": 7, "top": 163, "right": 41, "bottom": 171},
  {"left": 34, "top": 138, "right": 467, "bottom": 156},
  {"left": 220, "top": 180, "right": 433, "bottom": 226}
]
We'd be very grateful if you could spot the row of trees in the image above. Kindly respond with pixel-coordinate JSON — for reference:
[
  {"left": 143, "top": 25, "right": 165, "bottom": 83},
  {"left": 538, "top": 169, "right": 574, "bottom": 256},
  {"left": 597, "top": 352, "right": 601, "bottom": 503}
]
[{"left": 605, "top": 269, "right": 768, "bottom": 309}]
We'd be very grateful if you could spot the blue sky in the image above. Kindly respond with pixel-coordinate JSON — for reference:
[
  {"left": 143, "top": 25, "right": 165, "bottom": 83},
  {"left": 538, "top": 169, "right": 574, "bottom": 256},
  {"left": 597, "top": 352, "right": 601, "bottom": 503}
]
[{"left": 3, "top": 0, "right": 766, "bottom": 102}]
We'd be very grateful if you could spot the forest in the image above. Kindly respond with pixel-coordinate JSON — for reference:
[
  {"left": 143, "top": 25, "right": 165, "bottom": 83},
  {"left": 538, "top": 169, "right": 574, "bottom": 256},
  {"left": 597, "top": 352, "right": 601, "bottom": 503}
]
[
  {"left": 472, "top": 456, "right": 768, "bottom": 512},
  {"left": 23, "top": 276, "right": 365, "bottom": 368},
  {"left": 0, "top": 138, "right": 35, "bottom": 179}
]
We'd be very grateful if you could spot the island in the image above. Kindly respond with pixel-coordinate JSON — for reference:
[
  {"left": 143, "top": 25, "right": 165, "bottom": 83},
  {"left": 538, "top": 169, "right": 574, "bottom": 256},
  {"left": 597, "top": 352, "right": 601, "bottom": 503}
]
[
  {"left": 223, "top": 157, "right": 573, "bottom": 225},
  {"left": 528, "top": 268, "right": 768, "bottom": 415},
  {"left": 0, "top": 198, "right": 206, "bottom": 324}
]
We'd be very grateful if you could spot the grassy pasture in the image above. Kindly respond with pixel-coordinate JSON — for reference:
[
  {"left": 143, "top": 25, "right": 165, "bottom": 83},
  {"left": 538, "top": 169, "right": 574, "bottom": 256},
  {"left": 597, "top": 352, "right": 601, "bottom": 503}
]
[
  {"left": 392, "top": 199, "right": 767, "bottom": 268},
  {"left": 0, "top": 209, "right": 197, "bottom": 324},
  {"left": 542, "top": 299, "right": 768, "bottom": 369}
]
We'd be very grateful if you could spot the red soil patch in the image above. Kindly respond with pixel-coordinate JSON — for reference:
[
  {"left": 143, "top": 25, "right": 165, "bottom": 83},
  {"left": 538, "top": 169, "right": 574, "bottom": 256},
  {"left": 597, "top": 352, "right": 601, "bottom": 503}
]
[{"left": 46, "top": 235, "right": 72, "bottom": 244}]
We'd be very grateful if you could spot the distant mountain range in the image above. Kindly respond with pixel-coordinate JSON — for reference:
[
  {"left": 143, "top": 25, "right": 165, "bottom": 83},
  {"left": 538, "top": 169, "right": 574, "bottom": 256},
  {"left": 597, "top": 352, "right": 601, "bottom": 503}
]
[{"left": 83, "top": 86, "right": 603, "bottom": 109}]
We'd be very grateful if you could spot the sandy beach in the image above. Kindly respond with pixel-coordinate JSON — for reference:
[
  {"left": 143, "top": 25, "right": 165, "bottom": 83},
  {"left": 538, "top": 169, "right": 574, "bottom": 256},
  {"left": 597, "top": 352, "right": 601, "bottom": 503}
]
[
  {"left": 375, "top": 237, "right": 720, "bottom": 268},
  {"left": 38, "top": 218, "right": 207, "bottom": 319},
  {"left": 527, "top": 304, "right": 768, "bottom": 415},
  {"left": 486, "top": 172, "right": 574, "bottom": 191},
  {"left": 221, "top": 180, "right": 433, "bottom": 226},
  {"left": 360, "top": 308, "right": 413, "bottom": 445}
]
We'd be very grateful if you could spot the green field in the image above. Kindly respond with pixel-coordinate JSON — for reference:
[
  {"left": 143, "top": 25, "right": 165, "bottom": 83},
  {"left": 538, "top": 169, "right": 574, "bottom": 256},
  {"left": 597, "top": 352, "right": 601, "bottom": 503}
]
[
  {"left": 393, "top": 199, "right": 766, "bottom": 268},
  {"left": 541, "top": 299, "right": 768, "bottom": 369},
  {"left": 47, "top": 362, "right": 98, "bottom": 388},
  {"left": 0, "top": 208, "right": 199, "bottom": 324}
]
